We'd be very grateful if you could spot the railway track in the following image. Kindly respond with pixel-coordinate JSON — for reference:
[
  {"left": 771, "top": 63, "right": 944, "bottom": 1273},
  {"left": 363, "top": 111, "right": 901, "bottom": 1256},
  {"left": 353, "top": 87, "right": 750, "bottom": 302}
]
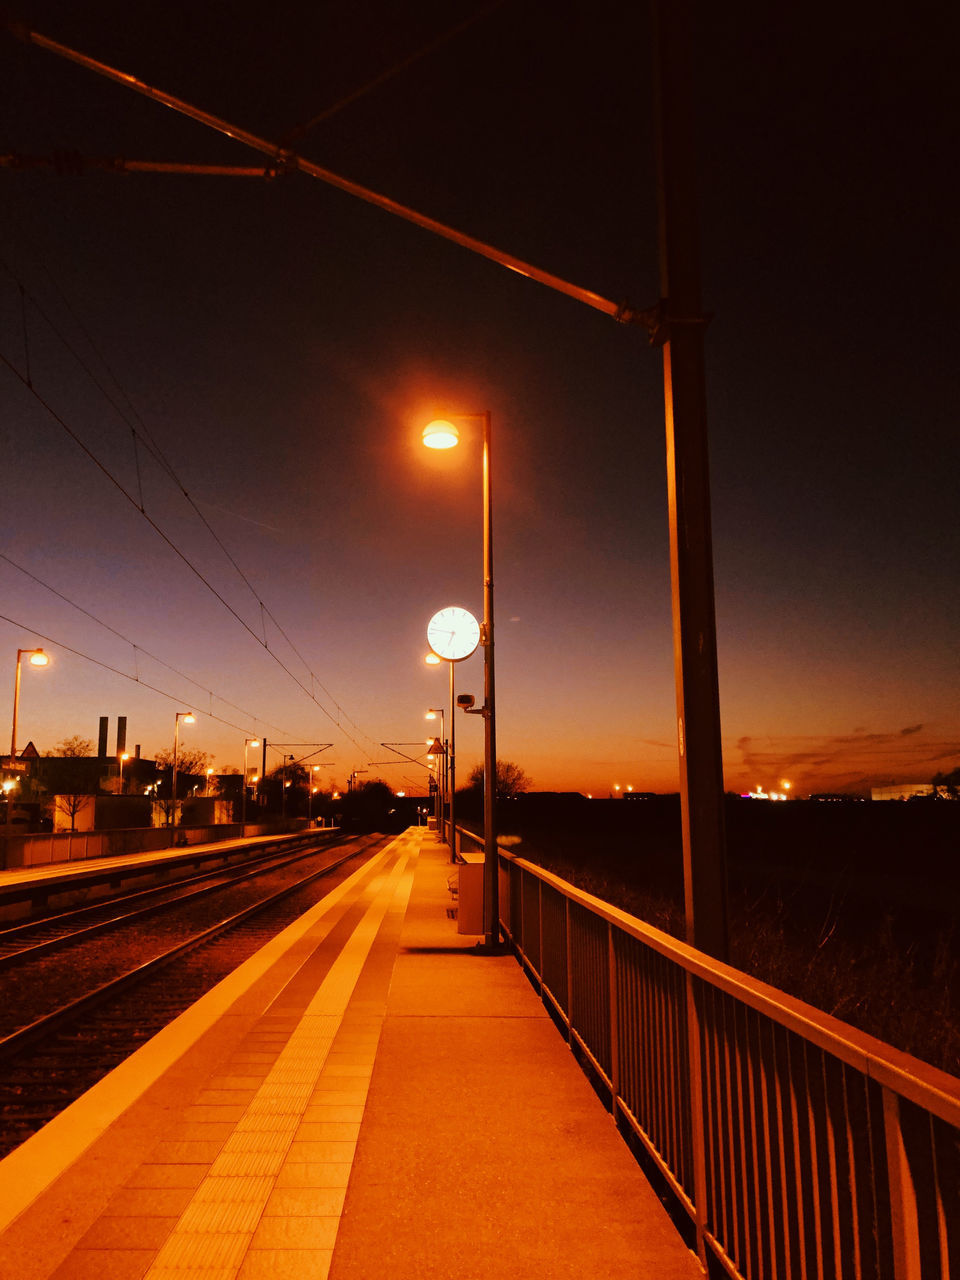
[
  {"left": 0, "top": 832, "right": 387, "bottom": 1158},
  {"left": 0, "top": 830, "right": 341, "bottom": 968}
]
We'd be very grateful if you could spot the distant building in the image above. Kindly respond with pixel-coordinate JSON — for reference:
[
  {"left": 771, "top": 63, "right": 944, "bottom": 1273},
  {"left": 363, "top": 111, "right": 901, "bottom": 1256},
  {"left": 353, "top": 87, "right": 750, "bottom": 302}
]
[{"left": 870, "top": 783, "right": 934, "bottom": 801}]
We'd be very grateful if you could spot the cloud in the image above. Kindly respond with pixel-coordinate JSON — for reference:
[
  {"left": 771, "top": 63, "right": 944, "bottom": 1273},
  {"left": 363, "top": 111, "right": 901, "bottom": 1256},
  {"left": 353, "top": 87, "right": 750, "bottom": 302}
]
[{"left": 725, "top": 723, "right": 958, "bottom": 793}]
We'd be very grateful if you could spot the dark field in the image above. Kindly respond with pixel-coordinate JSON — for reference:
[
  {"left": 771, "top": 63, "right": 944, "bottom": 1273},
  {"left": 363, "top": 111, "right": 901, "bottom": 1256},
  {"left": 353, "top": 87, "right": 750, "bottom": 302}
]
[{"left": 479, "top": 794, "right": 960, "bottom": 1077}]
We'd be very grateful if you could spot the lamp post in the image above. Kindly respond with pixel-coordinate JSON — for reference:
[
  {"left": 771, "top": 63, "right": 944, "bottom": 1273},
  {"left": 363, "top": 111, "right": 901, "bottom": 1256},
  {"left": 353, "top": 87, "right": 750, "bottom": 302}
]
[
  {"left": 11, "top": 648, "right": 49, "bottom": 761},
  {"left": 242, "top": 737, "right": 259, "bottom": 835},
  {"left": 308, "top": 765, "right": 320, "bottom": 823},
  {"left": 423, "top": 413, "right": 498, "bottom": 946},
  {"left": 426, "top": 708, "right": 445, "bottom": 836},
  {"left": 171, "top": 711, "right": 195, "bottom": 827},
  {"left": 118, "top": 751, "right": 130, "bottom": 793}
]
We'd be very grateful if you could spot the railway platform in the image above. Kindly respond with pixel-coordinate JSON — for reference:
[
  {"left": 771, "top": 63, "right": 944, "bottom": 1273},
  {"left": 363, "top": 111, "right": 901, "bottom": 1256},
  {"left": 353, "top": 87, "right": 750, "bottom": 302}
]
[{"left": 0, "top": 826, "right": 701, "bottom": 1280}]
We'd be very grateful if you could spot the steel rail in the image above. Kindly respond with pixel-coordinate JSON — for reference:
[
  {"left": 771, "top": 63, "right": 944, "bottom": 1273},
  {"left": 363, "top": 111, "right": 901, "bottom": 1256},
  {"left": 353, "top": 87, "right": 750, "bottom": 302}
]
[{"left": 0, "top": 834, "right": 382, "bottom": 1062}]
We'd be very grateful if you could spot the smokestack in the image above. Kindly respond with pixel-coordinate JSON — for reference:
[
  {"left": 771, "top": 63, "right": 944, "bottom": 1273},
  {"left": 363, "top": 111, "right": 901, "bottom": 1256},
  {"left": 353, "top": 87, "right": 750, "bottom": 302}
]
[
  {"left": 116, "top": 716, "right": 127, "bottom": 756},
  {"left": 135, "top": 744, "right": 141, "bottom": 759},
  {"left": 98, "top": 717, "right": 108, "bottom": 759}
]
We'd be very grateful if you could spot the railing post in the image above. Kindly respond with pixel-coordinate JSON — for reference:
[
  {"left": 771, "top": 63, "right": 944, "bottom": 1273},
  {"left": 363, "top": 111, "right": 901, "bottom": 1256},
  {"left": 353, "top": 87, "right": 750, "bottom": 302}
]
[
  {"left": 882, "top": 1089, "right": 923, "bottom": 1280},
  {"left": 684, "top": 971, "right": 710, "bottom": 1270},
  {"left": 565, "top": 897, "right": 574, "bottom": 1047},
  {"left": 608, "top": 922, "right": 619, "bottom": 1113}
]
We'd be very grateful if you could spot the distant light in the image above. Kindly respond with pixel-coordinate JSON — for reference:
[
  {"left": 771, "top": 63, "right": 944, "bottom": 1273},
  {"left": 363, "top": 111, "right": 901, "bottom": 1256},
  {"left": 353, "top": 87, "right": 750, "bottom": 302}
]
[
  {"left": 206, "top": 768, "right": 214, "bottom": 776},
  {"left": 587, "top": 793, "right": 593, "bottom": 799},
  {"left": 426, "top": 711, "right": 437, "bottom": 720},
  {"left": 28, "top": 650, "right": 49, "bottom": 667},
  {"left": 120, "top": 752, "right": 130, "bottom": 761},
  {"left": 183, "top": 713, "right": 196, "bottom": 724},
  {"left": 249, "top": 738, "right": 260, "bottom": 748},
  {"left": 422, "top": 420, "right": 460, "bottom": 449},
  {"left": 251, "top": 775, "right": 259, "bottom": 783},
  {"left": 397, "top": 790, "right": 405, "bottom": 797}
]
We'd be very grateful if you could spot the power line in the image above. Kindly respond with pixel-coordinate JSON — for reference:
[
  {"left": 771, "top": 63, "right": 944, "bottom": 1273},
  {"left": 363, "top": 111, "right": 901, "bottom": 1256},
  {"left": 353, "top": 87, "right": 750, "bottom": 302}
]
[
  {"left": 0, "top": 550, "right": 294, "bottom": 739},
  {"left": 0, "top": 609, "right": 273, "bottom": 739},
  {"left": 0, "top": 343, "right": 379, "bottom": 759},
  {"left": 0, "top": 249, "right": 382, "bottom": 758}
]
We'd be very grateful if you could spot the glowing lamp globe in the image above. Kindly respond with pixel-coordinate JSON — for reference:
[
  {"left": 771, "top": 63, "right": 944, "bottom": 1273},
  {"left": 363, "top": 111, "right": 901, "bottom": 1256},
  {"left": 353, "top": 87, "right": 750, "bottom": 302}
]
[
  {"left": 29, "top": 650, "right": 49, "bottom": 667},
  {"left": 422, "top": 420, "right": 460, "bottom": 449}
]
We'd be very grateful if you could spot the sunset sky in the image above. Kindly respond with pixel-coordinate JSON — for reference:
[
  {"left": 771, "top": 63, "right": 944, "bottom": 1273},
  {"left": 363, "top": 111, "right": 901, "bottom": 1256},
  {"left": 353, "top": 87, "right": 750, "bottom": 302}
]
[{"left": 2, "top": 0, "right": 957, "bottom": 798}]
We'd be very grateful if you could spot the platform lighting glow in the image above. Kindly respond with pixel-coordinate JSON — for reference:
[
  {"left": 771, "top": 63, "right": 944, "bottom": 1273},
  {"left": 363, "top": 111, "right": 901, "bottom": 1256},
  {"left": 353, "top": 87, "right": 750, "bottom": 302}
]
[
  {"left": 28, "top": 650, "right": 49, "bottom": 667},
  {"left": 422, "top": 420, "right": 460, "bottom": 449}
]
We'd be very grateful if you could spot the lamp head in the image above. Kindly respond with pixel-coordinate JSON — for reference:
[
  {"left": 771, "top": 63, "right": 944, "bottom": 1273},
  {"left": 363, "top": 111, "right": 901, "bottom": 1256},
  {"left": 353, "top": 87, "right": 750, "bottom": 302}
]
[
  {"left": 28, "top": 649, "right": 49, "bottom": 667},
  {"left": 424, "top": 652, "right": 442, "bottom": 666},
  {"left": 422, "top": 420, "right": 460, "bottom": 449}
]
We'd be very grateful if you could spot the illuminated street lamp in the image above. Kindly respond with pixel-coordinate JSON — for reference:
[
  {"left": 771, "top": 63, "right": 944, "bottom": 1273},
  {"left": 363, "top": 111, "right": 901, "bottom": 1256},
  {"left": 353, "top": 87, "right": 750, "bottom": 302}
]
[
  {"left": 308, "top": 764, "right": 320, "bottom": 823},
  {"left": 426, "top": 708, "right": 446, "bottom": 836},
  {"left": 170, "top": 711, "right": 196, "bottom": 827},
  {"left": 118, "top": 751, "right": 130, "bottom": 793},
  {"left": 423, "top": 413, "right": 498, "bottom": 946},
  {"left": 11, "top": 647, "right": 49, "bottom": 762}
]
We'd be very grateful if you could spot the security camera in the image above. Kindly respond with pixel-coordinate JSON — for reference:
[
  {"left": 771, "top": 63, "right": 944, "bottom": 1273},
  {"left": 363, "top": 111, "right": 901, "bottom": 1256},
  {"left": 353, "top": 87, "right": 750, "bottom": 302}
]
[{"left": 457, "top": 693, "right": 476, "bottom": 709}]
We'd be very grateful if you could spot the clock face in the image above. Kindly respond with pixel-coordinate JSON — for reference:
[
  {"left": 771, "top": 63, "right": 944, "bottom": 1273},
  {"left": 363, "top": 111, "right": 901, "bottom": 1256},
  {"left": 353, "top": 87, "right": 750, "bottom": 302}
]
[{"left": 427, "top": 607, "right": 481, "bottom": 662}]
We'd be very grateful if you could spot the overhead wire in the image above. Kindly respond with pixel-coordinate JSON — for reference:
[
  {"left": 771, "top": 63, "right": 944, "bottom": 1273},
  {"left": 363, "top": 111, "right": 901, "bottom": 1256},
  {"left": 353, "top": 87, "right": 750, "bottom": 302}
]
[
  {"left": 281, "top": 0, "right": 508, "bottom": 148},
  {"left": 0, "top": 307, "right": 379, "bottom": 760},
  {"left": 0, "top": 609, "right": 280, "bottom": 739},
  {"left": 0, "top": 550, "right": 295, "bottom": 739},
  {"left": 0, "top": 249, "right": 378, "bottom": 754}
]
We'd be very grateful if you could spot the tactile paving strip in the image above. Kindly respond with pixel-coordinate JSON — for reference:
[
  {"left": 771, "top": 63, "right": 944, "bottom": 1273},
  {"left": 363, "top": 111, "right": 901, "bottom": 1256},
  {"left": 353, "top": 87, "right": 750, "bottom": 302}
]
[{"left": 142, "top": 834, "right": 418, "bottom": 1280}]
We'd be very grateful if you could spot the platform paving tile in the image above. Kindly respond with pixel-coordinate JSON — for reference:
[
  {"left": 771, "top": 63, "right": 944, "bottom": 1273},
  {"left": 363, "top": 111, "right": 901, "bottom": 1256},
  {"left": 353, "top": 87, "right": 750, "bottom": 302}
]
[
  {"left": 250, "top": 1214, "right": 339, "bottom": 1250},
  {"left": 76, "top": 1215, "right": 176, "bottom": 1250},
  {"left": 263, "top": 1187, "right": 346, "bottom": 1217},
  {"left": 237, "top": 1248, "right": 333, "bottom": 1280},
  {"left": 273, "top": 1162, "right": 354, "bottom": 1189},
  {"left": 51, "top": 1248, "right": 158, "bottom": 1280},
  {"left": 196, "top": 1090, "right": 259, "bottom": 1107},
  {"left": 126, "top": 1164, "right": 209, "bottom": 1191},
  {"left": 103, "top": 1186, "right": 198, "bottom": 1217}
]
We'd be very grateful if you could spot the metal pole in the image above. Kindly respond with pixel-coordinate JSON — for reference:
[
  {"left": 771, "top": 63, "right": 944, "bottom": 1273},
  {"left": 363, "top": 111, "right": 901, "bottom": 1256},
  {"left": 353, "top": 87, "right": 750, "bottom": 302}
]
[
  {"left": 171, "top": 716, "right": 180, "bottom": 829},
  {"left": 448, "top": 660, "right": 456, "bottom": 860},
  {"left": 10, "top": 651, "right": 23, "bottom": 760},
  {"left": 652, "top": 0, "right": 729, "bottom": 961},
  {"left": 482, "top": 411, "right": 499, "bottom": 945}
]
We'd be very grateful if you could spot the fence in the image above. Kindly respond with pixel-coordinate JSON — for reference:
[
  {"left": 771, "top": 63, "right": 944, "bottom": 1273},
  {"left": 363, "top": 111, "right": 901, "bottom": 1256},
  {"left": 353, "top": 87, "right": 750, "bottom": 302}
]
[{"left": 496, "top": 847, "right": 959, "bottom": 1279}]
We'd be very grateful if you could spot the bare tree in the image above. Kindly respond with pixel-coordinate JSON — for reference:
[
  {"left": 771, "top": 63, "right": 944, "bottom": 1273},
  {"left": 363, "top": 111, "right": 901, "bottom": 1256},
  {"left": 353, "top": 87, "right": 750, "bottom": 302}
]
[
  {"left": 466, "top": 760, "right": 531, "bottom": 799},
  {"left": 55, "top": 793, "right": 88, "bottom": 832},
  {"left": 47, "top": 736, "right": 94, "bottom": 758}
]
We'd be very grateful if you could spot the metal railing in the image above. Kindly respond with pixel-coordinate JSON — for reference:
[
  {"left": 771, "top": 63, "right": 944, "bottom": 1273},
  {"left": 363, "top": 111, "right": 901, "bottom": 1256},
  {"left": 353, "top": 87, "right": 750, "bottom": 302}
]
[{"left": 496, "top": 847, "right": 960, "bottom": 1279}]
